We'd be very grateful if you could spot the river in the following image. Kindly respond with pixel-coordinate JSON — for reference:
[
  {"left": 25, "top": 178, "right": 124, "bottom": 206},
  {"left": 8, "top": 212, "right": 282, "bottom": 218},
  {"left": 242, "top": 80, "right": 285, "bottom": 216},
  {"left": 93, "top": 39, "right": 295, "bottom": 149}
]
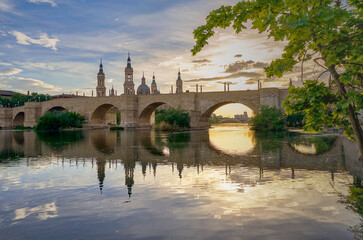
[{"left": 0, "top": 124, "right": 362, "bottom": 239}]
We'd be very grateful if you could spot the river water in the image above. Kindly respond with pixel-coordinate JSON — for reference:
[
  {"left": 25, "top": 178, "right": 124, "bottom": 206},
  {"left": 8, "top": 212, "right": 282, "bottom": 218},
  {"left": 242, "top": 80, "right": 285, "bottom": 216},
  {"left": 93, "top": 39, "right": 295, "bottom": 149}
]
[{"left": 0, "top": 124, "right": 362, "bottom": 240}]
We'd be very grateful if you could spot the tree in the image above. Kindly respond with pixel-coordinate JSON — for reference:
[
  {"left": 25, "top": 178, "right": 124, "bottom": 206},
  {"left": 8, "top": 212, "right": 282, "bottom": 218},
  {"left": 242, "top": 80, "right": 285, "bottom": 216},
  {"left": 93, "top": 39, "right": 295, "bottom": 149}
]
[
  {"left": 250, "top": 105, "right": 285, "bottom": 131},
  {"left": 35, "top": 111, "right": 85, "bottom": 131},
  {"left": 192, "top": 0, "right": 363, "bottom": 155},
  {"left": 155, "top": 107, "right": 191, "bottom": 130}
]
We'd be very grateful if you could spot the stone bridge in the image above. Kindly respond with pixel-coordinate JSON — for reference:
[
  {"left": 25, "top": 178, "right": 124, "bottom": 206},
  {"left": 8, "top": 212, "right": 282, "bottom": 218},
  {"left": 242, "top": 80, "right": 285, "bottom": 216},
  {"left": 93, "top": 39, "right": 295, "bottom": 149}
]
[{"left": 0, "top": 88, "right": 289, "bottom": 128}]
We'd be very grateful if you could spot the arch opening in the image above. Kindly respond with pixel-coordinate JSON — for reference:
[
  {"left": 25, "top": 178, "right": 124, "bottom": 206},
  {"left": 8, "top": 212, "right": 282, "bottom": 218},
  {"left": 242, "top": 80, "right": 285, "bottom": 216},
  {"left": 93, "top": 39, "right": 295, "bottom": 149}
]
[
  {"left": 13, "top": 112, "right": 25, "bottom": 127},
  {"left": 43, "top": 106, "right": 68, "bottom": 116},
  {"left": 91, "top": 104, "right": 120, "bottom": 125},
  {"left": 200, "top": 102, "right": 255, "bottom": 127},
  {"left": 138, "top": 102, "right": 168, "bottom": 128}
]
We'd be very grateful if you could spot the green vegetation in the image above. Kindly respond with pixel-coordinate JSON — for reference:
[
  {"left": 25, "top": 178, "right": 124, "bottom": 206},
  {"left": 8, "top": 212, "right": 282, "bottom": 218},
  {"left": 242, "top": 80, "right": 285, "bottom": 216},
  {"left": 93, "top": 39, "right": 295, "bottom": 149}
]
[
  {"left": 116, "top": 112, "right": 121, "bottom": 125},
  {"left": 154, "top": 108, "right": 190, "bottom": 131},
  {"left": 35, "top": 111, "right": 85, "bottom": 131},
  {"left": 347, "top": 186, "right": 363, "bottom": 216},
  {"left": 110, "top": 126, "right": 124, "bottom": 131},
  {"left": 192, "top": 0, "right": 363, "bottom": 154},
  {"left": 286, "top": 112, "right": 305, "bottom": 128},
  {"left": 290, "top": 135, "right": 337, "bottom": 154},
  {"left": 13, "top": 126, "right": 32, "bottom": 130},
  {"left": 209, "top": 115, "right": 220, "bottom": 124},
  {"left": 0, "top": 92, "right": 50, "bottom": 107},
  {"left": 250, "top": 106, "right": 284, "bottom": 131}
]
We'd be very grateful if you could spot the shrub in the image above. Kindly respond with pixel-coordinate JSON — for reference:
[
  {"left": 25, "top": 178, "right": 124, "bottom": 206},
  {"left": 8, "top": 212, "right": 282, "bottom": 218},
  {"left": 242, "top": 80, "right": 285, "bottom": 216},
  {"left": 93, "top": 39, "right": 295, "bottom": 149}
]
[
  {"left": 110, "top": 126, "right": 124, "bottom": 131},
  {"left": 155, "top": 107, "right": 190, "bottom": 130},
  {"left": 35, "top": 111, "right": 85, "bottom": 131},
  {"left": 13, "top": 126, "right": 32, "bottom": 130},
  {"left": 250, "top": 105, "right": 284, "bottom": 131}
]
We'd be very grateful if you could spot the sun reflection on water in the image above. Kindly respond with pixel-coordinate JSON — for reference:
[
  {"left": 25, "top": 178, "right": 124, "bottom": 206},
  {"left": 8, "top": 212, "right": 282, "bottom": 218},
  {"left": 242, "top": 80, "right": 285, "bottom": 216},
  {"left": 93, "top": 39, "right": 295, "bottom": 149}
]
[{"left": 209, "top": 124, "right": 255, "bottom": 155}]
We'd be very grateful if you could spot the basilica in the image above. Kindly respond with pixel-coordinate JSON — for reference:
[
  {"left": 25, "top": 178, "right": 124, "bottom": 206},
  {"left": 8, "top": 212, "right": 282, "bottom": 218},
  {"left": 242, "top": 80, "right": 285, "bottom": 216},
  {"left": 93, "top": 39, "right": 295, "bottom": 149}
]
[{"left": 96, "top": 53, "right": 183, "bottom": 97}]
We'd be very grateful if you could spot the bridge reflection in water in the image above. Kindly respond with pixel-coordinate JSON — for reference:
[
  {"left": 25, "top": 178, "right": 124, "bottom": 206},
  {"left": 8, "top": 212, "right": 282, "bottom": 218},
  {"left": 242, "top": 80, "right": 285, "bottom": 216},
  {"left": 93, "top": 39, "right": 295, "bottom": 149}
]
[{"left": 0, "top": 126, "right": 362, "bottom": 198}]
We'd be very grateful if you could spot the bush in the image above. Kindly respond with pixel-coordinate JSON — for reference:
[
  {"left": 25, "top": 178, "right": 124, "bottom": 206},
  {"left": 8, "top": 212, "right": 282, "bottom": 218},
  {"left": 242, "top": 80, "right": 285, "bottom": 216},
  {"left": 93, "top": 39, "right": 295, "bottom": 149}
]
[
  {"left": 155, "top": 107, "right": 190, "bottom": 130},
  {"left": 35, "top": 111, "right": 85, "bottom": 131},
  {"left": 13, "top": 126, "right": 32, "bottom": 130},
  {"left": 250, "top": 105, "right": 284, "bottom": 131},
  {"left": 110, "top": 126, "right": 124, "bottom": 131}
]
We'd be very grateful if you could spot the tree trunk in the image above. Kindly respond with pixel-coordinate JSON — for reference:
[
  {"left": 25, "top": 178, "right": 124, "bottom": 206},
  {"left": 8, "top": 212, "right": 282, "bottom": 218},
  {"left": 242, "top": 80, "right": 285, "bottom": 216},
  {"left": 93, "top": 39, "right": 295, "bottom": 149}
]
[{"left": 329, "top": 66, "right": 363, "bottom": 157}]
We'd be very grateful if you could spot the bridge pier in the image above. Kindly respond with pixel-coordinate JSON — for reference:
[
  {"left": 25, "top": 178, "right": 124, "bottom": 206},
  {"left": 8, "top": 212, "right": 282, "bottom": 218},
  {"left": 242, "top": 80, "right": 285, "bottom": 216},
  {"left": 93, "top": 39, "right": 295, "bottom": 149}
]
[
  {"left": 24, "top": 102, "right": 42, "bottom": 128},
  {"left": 120, "top": 96, "right": 138, "bottom": 128},
  {"left": 0, "top": 107, "right": 12, "bottom": 128}
]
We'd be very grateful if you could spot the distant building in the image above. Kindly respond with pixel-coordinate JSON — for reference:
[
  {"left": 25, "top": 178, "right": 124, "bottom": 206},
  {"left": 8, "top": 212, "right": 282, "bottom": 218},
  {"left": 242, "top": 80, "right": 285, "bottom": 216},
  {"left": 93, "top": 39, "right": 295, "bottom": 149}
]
[
  {"left": 124, "top": 53, "right": 135, "bottom": 95},
  {"left": 0, "top": 90, "right": 17, "bottom": 99},
  {"left": 96, "top": 59, "right": 106, "bottom": 97},
  {"left": 137, "top": 73, "right": 150, "bottom": 95},
  {"left": 234, "top": 111, "right": 249, "bottom": 121},
  {"left": 176, "top": 69, "right": 183, "bottom": 94},
  {"left": 150, "top": 73, "right": 160, "bottom": 95},
  {"left": 109, "top": 85, "right": 115, "bottom": 96}
]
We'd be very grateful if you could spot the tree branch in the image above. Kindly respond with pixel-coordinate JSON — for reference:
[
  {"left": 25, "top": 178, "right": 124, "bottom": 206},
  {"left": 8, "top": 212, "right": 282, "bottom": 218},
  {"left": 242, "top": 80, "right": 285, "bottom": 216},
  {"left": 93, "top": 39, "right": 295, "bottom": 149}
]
[{"left": 314, "top": 58, "right": 328, "bottom": 70}]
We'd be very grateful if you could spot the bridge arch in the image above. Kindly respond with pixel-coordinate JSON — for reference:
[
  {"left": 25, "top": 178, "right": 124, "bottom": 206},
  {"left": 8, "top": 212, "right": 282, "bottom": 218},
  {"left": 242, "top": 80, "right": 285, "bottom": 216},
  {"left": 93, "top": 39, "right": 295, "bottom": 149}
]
[
  {"left": 199, "top": 101, "right": 258, "bottom": 128},
  {"left": 42, "top": 106, "right": 68, "bottom": 115},
  {"left": 13, "top": 112, "right": 25, "bottom": 126},
  {"left": 138, "top": 102, "right": 177, "bottom": 128},
  {"left": 90, "top": 103, "right": 120, "bottom": 125}
]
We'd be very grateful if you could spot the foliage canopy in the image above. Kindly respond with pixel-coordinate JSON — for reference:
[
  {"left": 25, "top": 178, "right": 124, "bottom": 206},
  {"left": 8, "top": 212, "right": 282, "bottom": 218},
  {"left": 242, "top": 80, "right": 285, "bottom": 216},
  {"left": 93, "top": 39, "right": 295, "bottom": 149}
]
[
  {"left": 0, "top": 92, "right": 50, "bottom": 107},
  {"left": 35, "top": 111, "right": 85, "bottom": 131},
  {"left": 250, "top": 105, "right": 284, "bottom": 131},
  {"left": 192, "top": 0, "right": 363, "bottom": 154},
  {"left": 155, "top": 108, "right": 190, "bottom": 130}
]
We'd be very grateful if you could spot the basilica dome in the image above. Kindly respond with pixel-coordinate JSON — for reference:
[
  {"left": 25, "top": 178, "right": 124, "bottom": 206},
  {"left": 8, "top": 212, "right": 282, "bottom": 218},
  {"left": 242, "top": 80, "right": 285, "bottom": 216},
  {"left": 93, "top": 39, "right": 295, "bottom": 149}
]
[{"left": 137, "top": 74, "right": 150, "bottom": 95}]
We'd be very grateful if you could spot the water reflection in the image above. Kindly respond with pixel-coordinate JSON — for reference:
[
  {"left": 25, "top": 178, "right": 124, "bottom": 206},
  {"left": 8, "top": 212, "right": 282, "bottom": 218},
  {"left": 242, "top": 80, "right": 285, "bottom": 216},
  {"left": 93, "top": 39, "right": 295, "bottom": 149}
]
[
  {"left": 209, "top": 124, "right": 255, "bottom": 155},
  {"left": 0, "top": 125, "right": 362, "bottom": 239}
]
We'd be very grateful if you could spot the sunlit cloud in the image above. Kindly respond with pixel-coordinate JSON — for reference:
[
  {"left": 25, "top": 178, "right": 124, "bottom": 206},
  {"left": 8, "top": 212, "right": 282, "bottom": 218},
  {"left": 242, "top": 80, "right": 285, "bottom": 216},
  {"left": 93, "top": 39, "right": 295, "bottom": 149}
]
[
  {"left": 0, "top": 76, "right": 61, "bottom": 93},
  {"left": 0, "top": 68, "right": 22, "bottom": 76},
  {"left": 10, "top": 31, "right": 59, "bottom": 50}
]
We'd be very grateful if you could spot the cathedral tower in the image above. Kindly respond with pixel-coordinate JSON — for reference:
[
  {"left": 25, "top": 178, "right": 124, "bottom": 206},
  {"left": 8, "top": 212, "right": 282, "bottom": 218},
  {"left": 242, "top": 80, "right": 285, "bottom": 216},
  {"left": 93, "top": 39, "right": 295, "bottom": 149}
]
[
  {"left": 150, "top": 73, "right": 160, "bottom": 94},
  {"left": 96, "top": 59, "right": 106, "bottom": 97},
  {"left": 176, "top": 69, "right": 183, "bottom": 94},
  {"left": 123, "top": 53, "right": 135, "bottom": 95}
]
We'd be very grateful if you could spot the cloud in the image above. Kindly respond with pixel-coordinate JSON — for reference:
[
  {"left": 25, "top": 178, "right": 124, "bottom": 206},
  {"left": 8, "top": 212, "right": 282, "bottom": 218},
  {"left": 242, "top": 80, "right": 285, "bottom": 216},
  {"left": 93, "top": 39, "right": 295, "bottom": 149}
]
[
  {"left": 0, "top": 0, "right": 13, "bottom": 12},
  {"left": 10, "top": 31, "right": 59, "bottom": 50},
  {"left": 225, "top": 60, "right": 269, "bottom": 73},
  {"left": 186, "top": 71, "right": 263, "bottom": 83},
  {"left": 234, "top": 54, "right": 242, "bottom": 58},
  {"left": 28, "top": 0, "right": 57, "bottom": 7},
  {"left": 192, "top": 59, "right": 211, "bottom": 63},
  {"left": 0, "top": 68, "right": 22, "bottom": 76},
  {"left": 0, "top": 62, "right": 12, "bottom": 66},
  {"left": 0, "top": 76, "right": 61, "bottom": 93},
  {"left": 14, "top": 61, "right": 56, "bottom": 70}
]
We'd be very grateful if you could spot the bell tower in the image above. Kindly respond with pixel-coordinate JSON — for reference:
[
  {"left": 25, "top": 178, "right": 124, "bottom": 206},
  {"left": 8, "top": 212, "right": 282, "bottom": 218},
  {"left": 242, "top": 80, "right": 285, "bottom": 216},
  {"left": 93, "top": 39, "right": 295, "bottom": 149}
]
[
  {"left": 96, "top": 59, "right": 106, "bottom": 97},
  {"left": 176, "top": 69, "right": 183, "bottom": 94},
  {"left": 123, "top": 52, "right": 135, "bottom": 95}
]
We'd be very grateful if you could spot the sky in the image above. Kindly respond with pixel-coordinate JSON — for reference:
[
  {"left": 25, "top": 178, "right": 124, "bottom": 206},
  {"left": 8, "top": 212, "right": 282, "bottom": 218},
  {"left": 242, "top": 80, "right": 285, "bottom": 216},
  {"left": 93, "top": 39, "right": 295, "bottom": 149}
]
[{"left": 0, "top": 0, "right": 327, "bottom": 117}]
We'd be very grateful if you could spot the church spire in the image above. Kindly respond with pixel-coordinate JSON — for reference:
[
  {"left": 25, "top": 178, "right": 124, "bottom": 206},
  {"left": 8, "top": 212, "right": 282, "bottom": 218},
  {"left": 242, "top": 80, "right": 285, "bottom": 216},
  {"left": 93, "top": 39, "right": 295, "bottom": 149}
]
[
  {"left": 127, "top": 52, "right": 131, "bottom": 68},
  {"left": 177, "top": 68, "right": 181, "bottom": 80},
  {"left": 141, "top": 71, "right": 146, "bottom": 84},
  {"left": 98, "top": 58, "right": 104, "bottom": 74}
]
